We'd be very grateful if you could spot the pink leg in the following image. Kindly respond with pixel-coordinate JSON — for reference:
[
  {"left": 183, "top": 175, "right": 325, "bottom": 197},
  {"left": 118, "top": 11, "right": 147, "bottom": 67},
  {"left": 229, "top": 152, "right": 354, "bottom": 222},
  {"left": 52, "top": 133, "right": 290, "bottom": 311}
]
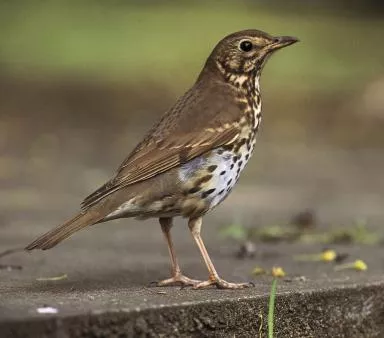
[
  {"left": 157, "top": 217, "right": 201, "bottom": 287},
  {"left": 188, "top": 217, "right": 253, "bottom": 289}
]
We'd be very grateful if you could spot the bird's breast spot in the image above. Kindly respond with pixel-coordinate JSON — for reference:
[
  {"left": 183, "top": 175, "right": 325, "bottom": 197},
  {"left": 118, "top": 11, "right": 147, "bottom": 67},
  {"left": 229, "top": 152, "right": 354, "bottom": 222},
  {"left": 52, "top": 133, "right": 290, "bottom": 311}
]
[
  {"left": 203, "top": 152, "right": 238, "bottom": 208},
  {"left": 207, "top": 146, "right": 255, "bottom": 209}
]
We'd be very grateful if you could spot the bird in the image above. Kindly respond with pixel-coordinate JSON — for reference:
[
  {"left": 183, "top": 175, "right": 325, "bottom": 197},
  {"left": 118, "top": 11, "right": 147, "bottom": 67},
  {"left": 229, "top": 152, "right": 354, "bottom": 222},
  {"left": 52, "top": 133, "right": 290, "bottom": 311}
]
[{"left": 25, "top": 29, "right": 299, "bottom": 289}]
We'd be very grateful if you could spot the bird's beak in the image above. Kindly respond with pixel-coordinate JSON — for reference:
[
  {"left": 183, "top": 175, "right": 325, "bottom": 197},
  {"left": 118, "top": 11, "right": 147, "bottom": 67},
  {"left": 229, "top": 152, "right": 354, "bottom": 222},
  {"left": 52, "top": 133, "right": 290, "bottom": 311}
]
[{"left": 267, "top": 36, "right": 299, "bottom": 52}]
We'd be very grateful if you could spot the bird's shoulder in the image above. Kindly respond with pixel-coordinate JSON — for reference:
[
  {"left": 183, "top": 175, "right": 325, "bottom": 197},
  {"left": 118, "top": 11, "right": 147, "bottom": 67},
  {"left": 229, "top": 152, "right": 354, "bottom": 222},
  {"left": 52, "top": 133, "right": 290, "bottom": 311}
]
[{"left": 117, "top": 78, "right": 242, "bottom": 171}]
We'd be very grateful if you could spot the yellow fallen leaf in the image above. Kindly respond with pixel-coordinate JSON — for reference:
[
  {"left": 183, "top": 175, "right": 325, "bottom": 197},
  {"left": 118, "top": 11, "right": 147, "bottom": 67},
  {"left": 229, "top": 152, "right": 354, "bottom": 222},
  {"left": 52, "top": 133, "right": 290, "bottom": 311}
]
[
  {"left": 294, "top": 249, "right": 337, "bottom": 262},
  {"left": 334, "top": 259, "right": 367, "bottom": 272},
  {"left": 271, "top": 266, "right": 286, "bottom": 278},
  {"left": 321, "top": 249, "right": 337, "bottom": 262}
]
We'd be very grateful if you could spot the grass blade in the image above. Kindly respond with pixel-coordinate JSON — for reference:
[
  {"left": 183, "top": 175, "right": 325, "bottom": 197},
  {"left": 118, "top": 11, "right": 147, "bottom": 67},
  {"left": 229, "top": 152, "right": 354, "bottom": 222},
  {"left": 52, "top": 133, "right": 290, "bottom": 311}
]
[{"left": 268, "top": 278, "right": 278, "bottom": 338}]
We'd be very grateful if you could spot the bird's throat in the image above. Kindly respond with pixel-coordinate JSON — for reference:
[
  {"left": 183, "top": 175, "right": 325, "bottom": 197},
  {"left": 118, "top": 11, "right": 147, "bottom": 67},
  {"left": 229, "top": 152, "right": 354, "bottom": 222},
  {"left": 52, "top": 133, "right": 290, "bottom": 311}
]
[
  {"left": 232, "top": 72, "right": 262, "bottom": 131},
  {"left": 212, "top": 60, "right": 262, "bottom": 132}
]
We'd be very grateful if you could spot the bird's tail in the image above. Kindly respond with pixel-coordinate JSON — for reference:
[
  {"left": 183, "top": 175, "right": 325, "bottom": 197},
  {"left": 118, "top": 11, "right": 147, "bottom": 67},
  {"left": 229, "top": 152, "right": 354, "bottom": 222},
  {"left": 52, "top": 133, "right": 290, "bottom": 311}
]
[{"left": 25, "top": 211, "right": 104, "bottom": 250}]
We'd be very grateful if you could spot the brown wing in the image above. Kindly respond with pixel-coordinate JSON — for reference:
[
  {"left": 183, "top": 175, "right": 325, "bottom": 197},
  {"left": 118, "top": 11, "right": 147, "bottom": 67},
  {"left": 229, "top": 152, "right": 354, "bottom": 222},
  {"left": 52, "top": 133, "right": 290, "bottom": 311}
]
[{"left": 81, "top": 78, "right": 242, "bottom": 209}]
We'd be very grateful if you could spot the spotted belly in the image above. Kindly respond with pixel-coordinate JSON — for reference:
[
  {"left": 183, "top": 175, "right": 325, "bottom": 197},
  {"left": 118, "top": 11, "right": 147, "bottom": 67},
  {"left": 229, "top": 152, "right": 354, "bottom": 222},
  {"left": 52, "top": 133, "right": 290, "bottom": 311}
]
[{"left": 179, "top": 138, "right": 256, "bottom": 212}]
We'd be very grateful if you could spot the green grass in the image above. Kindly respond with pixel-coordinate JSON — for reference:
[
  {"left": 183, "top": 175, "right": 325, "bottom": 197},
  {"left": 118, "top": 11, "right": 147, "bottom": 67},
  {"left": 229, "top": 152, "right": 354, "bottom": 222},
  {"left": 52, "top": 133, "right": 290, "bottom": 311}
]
[
  {"left": 1, "top": 2, "right": 383, "bottom": 92},
  {"left": 268, "top": 278, "right": 278, "bottom": 338}
]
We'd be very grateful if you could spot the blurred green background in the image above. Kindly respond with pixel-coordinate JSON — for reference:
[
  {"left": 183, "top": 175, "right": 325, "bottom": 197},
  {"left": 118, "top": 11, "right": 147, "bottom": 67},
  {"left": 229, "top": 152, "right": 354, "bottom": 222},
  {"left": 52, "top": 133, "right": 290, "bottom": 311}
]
[
  {"left": 1, "top": 0, "right": 383, "bottom": 90},
  {"left": 1, "top": 0, "right": 384, "bottom": 147},
  {"left": 1, "top": 1, "right": 384, "bottom": 231}
]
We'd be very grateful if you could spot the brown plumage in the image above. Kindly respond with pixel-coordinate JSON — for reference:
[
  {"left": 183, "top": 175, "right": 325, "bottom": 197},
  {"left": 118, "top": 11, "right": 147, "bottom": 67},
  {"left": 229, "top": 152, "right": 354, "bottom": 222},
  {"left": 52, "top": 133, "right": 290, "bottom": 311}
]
[
  {"left": 26, "top": 29, "right": 298, "bottom": 289},
  {"left": 81, "top": 79, "right": 242, "bottom": 209}
]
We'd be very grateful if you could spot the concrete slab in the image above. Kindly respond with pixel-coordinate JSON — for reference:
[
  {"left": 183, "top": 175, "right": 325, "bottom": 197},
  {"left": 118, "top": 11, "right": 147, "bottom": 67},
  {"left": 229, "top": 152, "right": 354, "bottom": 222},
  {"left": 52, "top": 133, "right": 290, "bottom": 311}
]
[{"left": 1, "top": 218, "right": 384, "bottom": 337}]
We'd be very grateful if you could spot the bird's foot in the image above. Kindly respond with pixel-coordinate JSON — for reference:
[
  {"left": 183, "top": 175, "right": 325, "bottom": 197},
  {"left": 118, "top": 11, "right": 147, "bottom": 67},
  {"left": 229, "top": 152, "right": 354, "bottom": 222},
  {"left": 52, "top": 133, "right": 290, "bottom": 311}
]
[
  {"left": 156, "top": 274, "right": 201, "bottom": 287},
  {"left": 193, "top": 276, "right": 254, "bottom": 290}
]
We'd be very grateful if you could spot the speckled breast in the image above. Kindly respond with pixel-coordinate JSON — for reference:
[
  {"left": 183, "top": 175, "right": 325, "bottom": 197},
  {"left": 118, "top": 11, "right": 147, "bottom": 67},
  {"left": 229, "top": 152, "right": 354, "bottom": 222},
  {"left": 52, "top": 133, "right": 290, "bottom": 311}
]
[
  {"left": 178, "top": 128, "right": 258, "bottom": 215},
  {"left": 178, "top": 74, "right": 262, "bottom": 217}
]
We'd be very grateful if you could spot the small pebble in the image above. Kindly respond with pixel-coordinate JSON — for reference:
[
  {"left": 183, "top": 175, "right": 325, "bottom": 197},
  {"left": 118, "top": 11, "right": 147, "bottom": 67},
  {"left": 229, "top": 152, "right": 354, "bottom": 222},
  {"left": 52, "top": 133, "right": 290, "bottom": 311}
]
[{"left": 37, "top": 306, "right": 58, "bottom": 314}]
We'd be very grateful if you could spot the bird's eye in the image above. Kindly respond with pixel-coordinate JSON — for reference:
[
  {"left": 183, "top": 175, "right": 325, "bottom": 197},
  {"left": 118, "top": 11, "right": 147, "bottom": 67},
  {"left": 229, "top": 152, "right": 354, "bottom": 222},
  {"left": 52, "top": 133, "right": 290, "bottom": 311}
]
[{"left": 239, "top": 40, "right": 253, "bottom": 52}]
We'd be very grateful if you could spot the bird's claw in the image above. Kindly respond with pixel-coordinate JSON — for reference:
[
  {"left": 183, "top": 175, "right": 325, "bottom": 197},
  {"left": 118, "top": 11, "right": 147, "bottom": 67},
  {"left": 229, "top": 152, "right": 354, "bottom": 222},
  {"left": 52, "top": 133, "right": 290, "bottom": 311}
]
[
  {"left": 155, "top": 274, "right": 202, "bottom": 287},
  {"left": 193, "top": 277, "right": 254, "bottom": 290}
]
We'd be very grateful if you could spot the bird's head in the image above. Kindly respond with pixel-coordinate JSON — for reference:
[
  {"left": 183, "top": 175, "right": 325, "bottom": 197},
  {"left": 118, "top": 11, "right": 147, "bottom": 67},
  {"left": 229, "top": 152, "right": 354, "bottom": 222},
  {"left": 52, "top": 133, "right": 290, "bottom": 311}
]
[{"left": 206, "top": 29, "right": 298, "bottom": 77}]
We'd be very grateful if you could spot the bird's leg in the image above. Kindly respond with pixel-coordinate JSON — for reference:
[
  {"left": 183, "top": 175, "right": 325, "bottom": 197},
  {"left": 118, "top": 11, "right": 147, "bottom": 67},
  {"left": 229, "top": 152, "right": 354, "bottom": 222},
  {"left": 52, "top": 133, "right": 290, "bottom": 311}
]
[
  {"left": 157, "top": 217, "right": 201, "bottom": 287},
  {"left": 188, "top": 217, "right": 253, "bottom": 289}
]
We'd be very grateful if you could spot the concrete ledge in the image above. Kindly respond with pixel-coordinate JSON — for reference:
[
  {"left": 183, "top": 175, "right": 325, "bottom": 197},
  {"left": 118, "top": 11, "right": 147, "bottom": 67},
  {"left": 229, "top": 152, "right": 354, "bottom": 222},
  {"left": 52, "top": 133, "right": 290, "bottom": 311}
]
[
  {"left": 2, "top": 281, "right": 384, "bottom": 338},
  {"left": 2, "top": 221, "right": 384, "bottom": 337}
]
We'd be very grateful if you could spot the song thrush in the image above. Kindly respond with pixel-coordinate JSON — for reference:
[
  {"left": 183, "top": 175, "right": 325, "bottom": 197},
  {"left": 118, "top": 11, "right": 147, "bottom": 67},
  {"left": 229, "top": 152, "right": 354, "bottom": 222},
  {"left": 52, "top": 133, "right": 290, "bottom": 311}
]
[{"left": 26, "top": 29, "right": 298, "bottom": 289}]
